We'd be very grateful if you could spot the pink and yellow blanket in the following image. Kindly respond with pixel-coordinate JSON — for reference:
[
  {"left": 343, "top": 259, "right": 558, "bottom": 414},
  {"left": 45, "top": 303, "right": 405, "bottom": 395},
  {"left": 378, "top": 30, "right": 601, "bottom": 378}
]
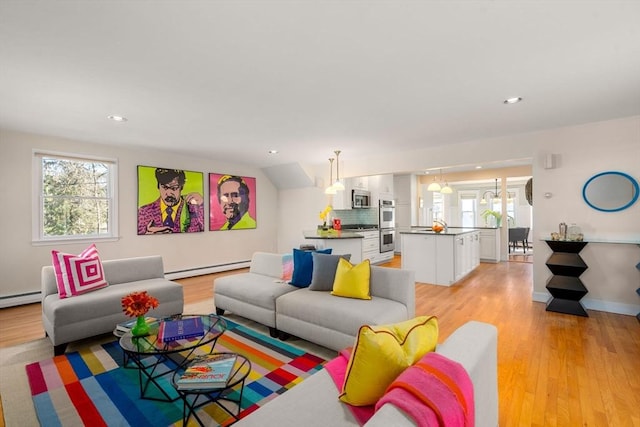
[{"left": 325, "top": 349, "right": 474, "bottom": 427}]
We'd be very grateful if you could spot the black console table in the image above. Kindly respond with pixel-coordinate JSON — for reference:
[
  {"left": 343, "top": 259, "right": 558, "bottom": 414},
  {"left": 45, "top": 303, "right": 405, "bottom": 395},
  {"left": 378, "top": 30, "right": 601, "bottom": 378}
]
[
  {"left": 544, "top": 240, "right": 589, "bottom": 317},
  {"left": 636, "top": 261, "right": 640, "bottom": 322}
]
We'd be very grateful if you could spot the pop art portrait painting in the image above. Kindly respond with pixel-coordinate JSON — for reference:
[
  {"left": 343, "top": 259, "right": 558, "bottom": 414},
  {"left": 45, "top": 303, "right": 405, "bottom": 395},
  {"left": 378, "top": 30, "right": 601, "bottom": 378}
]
[
  {"left": 209, "top": 173, "right": 257, "bottom": 230},
  {"left": 137, "top": 166, "right": 205, "bottom": 235}
]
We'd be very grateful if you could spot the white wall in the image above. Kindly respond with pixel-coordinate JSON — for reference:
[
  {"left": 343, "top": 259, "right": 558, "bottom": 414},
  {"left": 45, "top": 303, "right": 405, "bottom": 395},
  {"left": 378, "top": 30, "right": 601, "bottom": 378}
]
[
  {"left": 276, "top": 185, "right": 330, "bottom": 253},
  {"left": 0, "top": 129, "right": 279, "bottom": 302},
  {"left": 531, "top": 116, "right": 640, "bottom": 315}
]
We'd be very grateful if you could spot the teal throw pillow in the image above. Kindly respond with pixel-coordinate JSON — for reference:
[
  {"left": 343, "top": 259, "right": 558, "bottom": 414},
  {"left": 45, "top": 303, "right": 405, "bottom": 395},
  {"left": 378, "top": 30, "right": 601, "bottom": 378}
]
[{"left": 289, "top": 248, "right": 332, "bottom": 288}]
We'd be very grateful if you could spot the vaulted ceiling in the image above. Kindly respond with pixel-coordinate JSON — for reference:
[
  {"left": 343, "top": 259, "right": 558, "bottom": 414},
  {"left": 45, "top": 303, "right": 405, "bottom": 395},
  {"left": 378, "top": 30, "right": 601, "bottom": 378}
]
[{"left": 1, "top": 1, "right": 639, "bottom": 170}]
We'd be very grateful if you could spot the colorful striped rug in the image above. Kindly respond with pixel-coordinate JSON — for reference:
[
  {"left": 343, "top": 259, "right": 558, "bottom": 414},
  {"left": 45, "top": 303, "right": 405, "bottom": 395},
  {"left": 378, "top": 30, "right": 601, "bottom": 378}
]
[{"left": 25, "top": 319, "right": 326, "bottom": 426}]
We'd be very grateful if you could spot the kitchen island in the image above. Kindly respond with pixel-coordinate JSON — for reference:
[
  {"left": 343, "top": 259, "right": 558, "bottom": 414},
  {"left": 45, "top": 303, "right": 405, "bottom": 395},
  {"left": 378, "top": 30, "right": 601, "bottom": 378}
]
[
  {"left": 401, "top": 228, "right": 480, "bottom": 286},
  {"left": 303, "top": 230, "right": 365, "bottom": 264}
]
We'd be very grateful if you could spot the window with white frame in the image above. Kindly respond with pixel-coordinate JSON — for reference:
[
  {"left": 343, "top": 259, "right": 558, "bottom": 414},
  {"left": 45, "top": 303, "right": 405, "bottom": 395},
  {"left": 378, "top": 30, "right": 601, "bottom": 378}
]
[
  {"left": 459, "top": 193, "right": 477, "bottom": 227},
  {"left": 33, "top": 151, "right": 118, "bottom": 242},
  {"left": 490, "top": 192, "right": 516, "bottom": 226},
  {"left": 432, "top": 192, "right": 445, "bottom": 222}
]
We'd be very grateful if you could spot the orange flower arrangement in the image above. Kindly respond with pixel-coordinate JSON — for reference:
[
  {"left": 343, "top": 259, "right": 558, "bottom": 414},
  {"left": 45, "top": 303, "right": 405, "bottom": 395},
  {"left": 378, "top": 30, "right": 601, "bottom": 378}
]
[{"left": 121, "top": 291, "right": 159, "bottom": 317}]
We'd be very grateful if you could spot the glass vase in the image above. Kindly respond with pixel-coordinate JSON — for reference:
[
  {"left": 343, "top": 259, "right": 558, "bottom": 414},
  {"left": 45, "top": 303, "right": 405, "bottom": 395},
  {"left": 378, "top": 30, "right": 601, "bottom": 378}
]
[{"left": 130, "top": 315, "right": 150, "bottom": 337}]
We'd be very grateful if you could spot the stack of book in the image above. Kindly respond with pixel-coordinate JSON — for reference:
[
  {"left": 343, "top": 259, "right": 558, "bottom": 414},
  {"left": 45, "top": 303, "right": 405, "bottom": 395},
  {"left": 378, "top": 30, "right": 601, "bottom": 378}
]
[
  {"left": 175, "top": 354, "right": 238, "bottom": 390},
  {"left": 158, "top": 317, "right": 205, "bottom": 343}
]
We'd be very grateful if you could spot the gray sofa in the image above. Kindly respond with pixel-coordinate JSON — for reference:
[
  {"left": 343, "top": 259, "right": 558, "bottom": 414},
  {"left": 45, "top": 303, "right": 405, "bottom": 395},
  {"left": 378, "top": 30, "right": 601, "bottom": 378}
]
[
  {"left": 213, "top": 252, "right": 415, "bottom": 351},
  {"left": 236, "top": 320, "right": 499, "bottom": 427},
  {"left": 42, "top": 255, "right": 184, "bottom": 355}
]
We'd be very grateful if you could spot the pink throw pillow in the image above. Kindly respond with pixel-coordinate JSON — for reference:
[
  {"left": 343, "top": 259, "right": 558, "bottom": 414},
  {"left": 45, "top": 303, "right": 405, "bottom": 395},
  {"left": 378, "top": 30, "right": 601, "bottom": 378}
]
[
  {"left": 281, "top": 254, "right": 294, "bottom": 281},
  {"left": 51, "top": 244, "right": 108, "bottom": 298}
]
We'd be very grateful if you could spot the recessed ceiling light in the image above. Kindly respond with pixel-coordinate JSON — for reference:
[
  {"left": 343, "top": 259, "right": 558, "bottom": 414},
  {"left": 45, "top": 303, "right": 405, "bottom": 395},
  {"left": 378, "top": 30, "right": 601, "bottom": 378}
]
[
  {"left": 503, "top": 97, "right": 523, "bottom": 104},
  {"left": 475, "top": 165, "right": 483, "bottom": 169},
  {"left": 108, "top": 115, "right": 128, "bottom": 122},
  {"left": 268, "top": 149, "right": 278, "bottom": 154}
]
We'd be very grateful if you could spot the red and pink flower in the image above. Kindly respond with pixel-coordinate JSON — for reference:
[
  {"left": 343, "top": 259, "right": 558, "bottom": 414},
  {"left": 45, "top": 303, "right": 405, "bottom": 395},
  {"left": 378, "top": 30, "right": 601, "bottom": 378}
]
[{"left": 121, "top": 291, "right": 159, "bottom": 317}]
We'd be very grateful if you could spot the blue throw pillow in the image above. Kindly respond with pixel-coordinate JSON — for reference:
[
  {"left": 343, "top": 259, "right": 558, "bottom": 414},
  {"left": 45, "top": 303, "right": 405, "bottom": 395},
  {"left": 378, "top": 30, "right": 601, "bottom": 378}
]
[{"left": 289, "top": 248, "right": 332, "bottom": 288}]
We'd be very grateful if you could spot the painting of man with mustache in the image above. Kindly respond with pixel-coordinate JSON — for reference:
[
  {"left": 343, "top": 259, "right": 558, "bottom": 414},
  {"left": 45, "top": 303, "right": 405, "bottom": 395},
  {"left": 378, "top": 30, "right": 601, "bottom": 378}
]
[{"left": 137, "top": 166, "right": 205, "bottom": 234}]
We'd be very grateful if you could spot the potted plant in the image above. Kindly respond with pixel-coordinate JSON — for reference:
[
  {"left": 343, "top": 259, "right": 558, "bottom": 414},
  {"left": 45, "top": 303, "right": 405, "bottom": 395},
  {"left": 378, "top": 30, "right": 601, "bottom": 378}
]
[{"left": 481, "top": 209, "right": 503, "bottom": 228}]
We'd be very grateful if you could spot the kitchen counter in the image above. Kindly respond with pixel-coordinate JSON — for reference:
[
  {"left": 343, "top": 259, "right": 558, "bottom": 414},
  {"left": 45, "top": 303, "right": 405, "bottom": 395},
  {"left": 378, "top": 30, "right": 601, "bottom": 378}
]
[
  {"left": 410, "top": 226, "right": 498, "bottom": 230},
  {"left": 402, "top": 228, "right": 479, "bottom": 236},
  {"left": 302, "top": 230, "right": 364, "bottom": 239}
]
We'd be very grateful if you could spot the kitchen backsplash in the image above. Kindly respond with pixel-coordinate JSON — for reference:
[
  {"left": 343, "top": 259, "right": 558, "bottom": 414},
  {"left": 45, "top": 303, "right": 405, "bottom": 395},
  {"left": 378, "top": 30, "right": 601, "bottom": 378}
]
[{"left": 333, "top": 208, "right": 378, "bottom": 225}]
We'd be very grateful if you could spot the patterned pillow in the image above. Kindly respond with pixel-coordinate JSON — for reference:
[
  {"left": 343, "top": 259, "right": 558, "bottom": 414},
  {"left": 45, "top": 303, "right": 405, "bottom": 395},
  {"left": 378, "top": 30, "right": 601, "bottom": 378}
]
[
  {"left": 51, "top": 244, "right": 108, "bottom": 298},
  {"left": 281, "top": 254, "right": 294, "bottom": 281}
]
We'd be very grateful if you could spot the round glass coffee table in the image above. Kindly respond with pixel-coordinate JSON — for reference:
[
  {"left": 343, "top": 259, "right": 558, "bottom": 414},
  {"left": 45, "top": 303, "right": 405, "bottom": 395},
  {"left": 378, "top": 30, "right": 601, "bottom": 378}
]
[
  {"left": 172, "top": 352, "right": 252, "bottom": 426},
  {"left": 119, "top": 314, "right": 227, "bottom": 401}
]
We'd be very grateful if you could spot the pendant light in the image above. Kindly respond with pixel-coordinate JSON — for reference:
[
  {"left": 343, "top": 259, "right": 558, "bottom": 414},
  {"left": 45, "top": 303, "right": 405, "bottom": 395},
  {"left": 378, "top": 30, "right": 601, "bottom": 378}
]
[
  {"left": 332, "top": 150, "right": 345, "bottom": 191},
  {"left": 324, "top": 158, "right": 337, "bottom": 195},
  {"left": 440, "top": 180, "right": 453, "bottom": 194},
  {"left": 438, "top": 170, "right": 452, "bottom": 194},
  {"left": 427, "top": 169, "right": 441, "bottom": 192},
  {"left": 481, "top": 178, "right": 501, "bottom": 204}
]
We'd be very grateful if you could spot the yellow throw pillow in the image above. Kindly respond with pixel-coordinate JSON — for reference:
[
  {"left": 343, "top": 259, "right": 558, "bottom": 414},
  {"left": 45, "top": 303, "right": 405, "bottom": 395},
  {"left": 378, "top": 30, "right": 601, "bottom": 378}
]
[
  {"left": 339, "top": 316, "right": 439, "bottom": 406},
  {"left": 331, "top": 258, "right": 371, "bottom": 300}
]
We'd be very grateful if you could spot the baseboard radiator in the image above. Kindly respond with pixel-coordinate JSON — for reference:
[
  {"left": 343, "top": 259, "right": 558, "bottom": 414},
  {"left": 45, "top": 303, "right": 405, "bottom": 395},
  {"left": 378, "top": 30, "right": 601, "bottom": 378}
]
[
  {"left": 164, "top": 260, "right": 251, "bottom": 280},
  {"left": 0, "top": 260, "right": 251, "bottom": 308}
]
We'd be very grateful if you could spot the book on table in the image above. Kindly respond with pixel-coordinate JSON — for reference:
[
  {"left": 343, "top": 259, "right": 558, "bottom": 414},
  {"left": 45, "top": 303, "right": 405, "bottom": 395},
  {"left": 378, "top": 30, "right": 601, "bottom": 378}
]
[
  {"left": 176, "top": 354, "right": 238, "bottom": 390},
  {"left": 158, "top": 317, "right": 205, "bottom": 343},
  {"left": 116, "top": 316, "right": 157, "bottom": 334}
]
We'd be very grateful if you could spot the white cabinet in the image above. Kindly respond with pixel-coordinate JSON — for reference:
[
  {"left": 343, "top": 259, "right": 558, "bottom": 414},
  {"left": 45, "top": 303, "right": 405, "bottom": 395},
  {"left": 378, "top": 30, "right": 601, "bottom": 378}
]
[
  {"left": 331, "top": 187, "right": 349, "bottom": 210},
  {"left": 402, "top": 233, "right": 437, "bottom": 283},
  {"left": 376, "top": 250, "right": 395, "bottom": 263},
  {"left": 333, "top": 174, "right": 395, "bottom": 210},
  {"left": 479, "top": 228, "right": 500, "bottom": 262},
  {"left": 351, "top": 176, "right": 369, "bottom": 190},
  {"left": 369, "top": 174, "right": 394, "bottom": 206},
  {"left": 359, "top": 230, "right": 379, "bottom": 263},
  {"left": 331, "top": 177, "right": 369, "bottom": 210},
  {"left": 453, "top": 232, "right": 480, "bottom": 282},
  {"left": 402, "top": 231, "right": 480, "bottom": 286}
]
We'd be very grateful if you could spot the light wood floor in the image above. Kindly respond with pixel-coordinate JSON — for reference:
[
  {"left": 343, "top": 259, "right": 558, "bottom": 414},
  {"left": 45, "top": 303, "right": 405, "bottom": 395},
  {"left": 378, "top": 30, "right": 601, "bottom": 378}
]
[{"left": 1, "top": 257, "right": 638, "bottom": 426}]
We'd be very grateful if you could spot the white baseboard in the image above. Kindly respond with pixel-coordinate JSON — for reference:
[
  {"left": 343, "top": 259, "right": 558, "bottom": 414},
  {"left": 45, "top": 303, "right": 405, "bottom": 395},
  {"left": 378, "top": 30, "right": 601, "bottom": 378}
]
[
  {"left": 0, "top": 261, "right": 252, "bottom": 308},
  {"left": 0, "top": 293, "right": 41, "bottom": 308},
  {"left": 164, "top": 261, "right": 251, "bottom": 280},
  {"left": 532, "top": 291, "right": 640, "bottom": 317}
]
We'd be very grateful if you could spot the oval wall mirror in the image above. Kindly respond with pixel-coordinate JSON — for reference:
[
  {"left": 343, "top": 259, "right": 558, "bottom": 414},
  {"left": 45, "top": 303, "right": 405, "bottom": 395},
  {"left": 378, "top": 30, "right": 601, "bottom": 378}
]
[{"left": 582, "top": 171, "right": 639, "bottom": 212}]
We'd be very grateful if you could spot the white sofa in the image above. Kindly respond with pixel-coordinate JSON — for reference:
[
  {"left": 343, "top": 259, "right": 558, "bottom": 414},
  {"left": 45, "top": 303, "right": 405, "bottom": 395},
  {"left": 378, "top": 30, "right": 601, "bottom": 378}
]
[
  {"left": 236, "top": 321, "right": 499, "bottom": 427},
  {"left": 213, "top": 252, "right": 415, "bottom": 351},
  {"left": 42, "top": 255, "right": 184, "bottom": 355}
]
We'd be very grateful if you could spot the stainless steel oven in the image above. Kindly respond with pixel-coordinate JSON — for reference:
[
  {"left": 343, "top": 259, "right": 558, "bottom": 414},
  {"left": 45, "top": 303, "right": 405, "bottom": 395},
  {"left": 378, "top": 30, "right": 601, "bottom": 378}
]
[
  {"left": 379, "top": 199, "right": 395, "bottom": 229},
  {"left": 379, "top": 199, "right": 395, "bottom": 252},
  {"left": 380, "top": 228, "right": 395, "bottom": 252}
]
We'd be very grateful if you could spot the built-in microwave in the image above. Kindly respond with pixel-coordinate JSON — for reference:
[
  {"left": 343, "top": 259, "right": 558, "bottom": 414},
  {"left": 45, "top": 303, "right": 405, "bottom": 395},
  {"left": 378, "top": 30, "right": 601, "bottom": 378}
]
[{"left": 352, "top": 189, "right": 371, "bottom": 208}]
